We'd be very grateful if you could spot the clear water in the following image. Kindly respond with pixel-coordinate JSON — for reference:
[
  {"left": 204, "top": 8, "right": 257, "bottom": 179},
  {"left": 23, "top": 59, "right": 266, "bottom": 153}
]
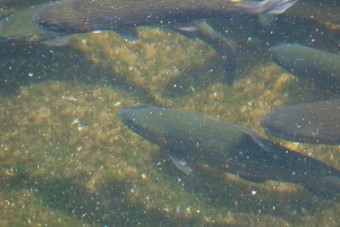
[{"left": 0, "top": 0, "right": 339, "bottom": 226}]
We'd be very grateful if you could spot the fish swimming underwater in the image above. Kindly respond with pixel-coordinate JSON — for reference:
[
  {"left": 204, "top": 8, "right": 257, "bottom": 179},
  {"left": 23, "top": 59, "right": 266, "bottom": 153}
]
[
  {"left": 34, "top": 0, "right": 297, "bottom": 84},
  {"left": 262, "top": 99, "right": 340, "bottom": 145},
  {"left": 35, "top": 0, "right": 297, "bottom": 33},
  {"left": 0, "top": 3, "right": 62, "bottom": 44},
  {"left": 120, "top": 106, "right": 340, "bottom": 199},
  {"left": 271, "top": 44, "right": 340, "bottom": 91},
  {"left": 176, "top": 20, "right": 238, "bottom": 84}
]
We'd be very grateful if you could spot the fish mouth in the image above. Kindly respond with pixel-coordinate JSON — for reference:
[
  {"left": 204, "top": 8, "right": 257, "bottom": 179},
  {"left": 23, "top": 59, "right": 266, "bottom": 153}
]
[
  {"left": 119, "top": 107, "right": 149, "bottom": 135},
  {"left": 119, "top": 106, "right": 168, "bottom": 145},
  {"left": 119, "top": 108, "right": 137, "bottom": 130}
]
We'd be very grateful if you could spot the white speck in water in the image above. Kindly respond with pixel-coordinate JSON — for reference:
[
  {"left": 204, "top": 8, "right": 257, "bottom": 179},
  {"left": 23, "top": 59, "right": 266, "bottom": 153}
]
[
  {"left": 77, "top": 125, "right": 85, "bottom": 131},
  {"left": 113, "top": 101, "right": 122, "bottom": 107}
]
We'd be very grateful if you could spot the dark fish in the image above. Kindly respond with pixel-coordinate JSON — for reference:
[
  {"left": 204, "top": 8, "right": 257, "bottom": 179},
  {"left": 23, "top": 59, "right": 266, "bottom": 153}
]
[
  {"left": 177, "top": 20, "right": 238, "bottom": 85},
  {"left": 120, "top": 106, "right": 340, "bottom": 198},
  {"left": 35, "top": 0, "right": 297, "bottom": 33},
  {"left": 271, "top": 44, "right": 340, "bottom": 91},
  {"left": 262, "top": 99, "right": 340, "bottom": 145},
  {"left": 0, "top": 3, "right": 62, "bottom": 43},
  {"left": 35, "top": 0, "right": 296, "bottom": 85}
]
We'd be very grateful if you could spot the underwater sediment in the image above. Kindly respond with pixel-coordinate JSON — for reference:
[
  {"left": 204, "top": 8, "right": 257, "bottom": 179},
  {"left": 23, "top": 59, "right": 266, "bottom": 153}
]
[{"left": 0, "top": 0, "right": 339, "bottom": 226}]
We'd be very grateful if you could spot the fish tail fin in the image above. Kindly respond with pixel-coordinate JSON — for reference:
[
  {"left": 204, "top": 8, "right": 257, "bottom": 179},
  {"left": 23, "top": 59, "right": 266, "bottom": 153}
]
[{"left": 262, "top": 0, "right": 297, "bottom": 14}]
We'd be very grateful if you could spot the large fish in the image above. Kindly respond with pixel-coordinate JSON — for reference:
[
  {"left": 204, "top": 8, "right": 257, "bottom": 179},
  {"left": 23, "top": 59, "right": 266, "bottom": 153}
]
[
  {"left": 271, "top": 44, "right": 340, "bottom": 91},
  {"left": 176, "top": 20, "right": 238, "bottom": 84},
  {"left": 35, "top": 0, "right": 298, "bottom": 33},
  {"left": 120, "top": 106, "right": 340, "bottom": 198},
  {"left": 0, "top": 3, "right": 62, "bottom": 43},
  {"left": 34, "top": 0, "right": 297, "bottom": 84},
  {"left": 262, "top": 99, "right": 340, "bottom": 145}
]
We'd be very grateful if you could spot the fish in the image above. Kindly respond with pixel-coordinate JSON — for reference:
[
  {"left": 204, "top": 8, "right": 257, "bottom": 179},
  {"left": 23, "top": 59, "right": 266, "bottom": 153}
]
[
  {"left": 35, "top": 0, "right": 298, "bottom": 33},
  {"left": 271, "top": 44, "right": 340, "bottom": 91},
  {"left": 34, "top": 0, "right": 297, "bottom": 84},
  {"left": 261, "top": 99, "right": 340, "bottom": 145},
  {"left": 0, "top": 3, "right": 62, "bottom": 43},
  {"left": 176, "top": 20, "right": 238, "bottom": 84},
  {"left": 120, "top": 106, "right": 340, "bottom": 198}
]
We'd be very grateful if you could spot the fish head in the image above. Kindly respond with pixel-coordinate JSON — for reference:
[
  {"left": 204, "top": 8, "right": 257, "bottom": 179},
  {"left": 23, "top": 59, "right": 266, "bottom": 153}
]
[
  {"left": 35, "top": 1, "right": 94, "bottom": 33},
  {"left": 36, "top": 14, "right": 93, "bottom": 33},
  {"left": 119, "top": 106, "right": 171, "bottom": 148}
]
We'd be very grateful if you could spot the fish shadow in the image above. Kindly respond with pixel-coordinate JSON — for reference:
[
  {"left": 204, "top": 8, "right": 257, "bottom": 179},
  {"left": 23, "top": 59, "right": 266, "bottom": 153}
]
[
  {"left": 0, "top": 40, "right": 116, "bottom": 96},
  {"left": 152, "top": 150, "right": 337, "bottom": 221}
]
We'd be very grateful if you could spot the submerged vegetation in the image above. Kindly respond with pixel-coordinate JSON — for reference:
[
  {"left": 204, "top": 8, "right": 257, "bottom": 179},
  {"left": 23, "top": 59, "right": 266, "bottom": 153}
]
[{"left": 0, "top": 0, "right": 339, "bottom": 226}]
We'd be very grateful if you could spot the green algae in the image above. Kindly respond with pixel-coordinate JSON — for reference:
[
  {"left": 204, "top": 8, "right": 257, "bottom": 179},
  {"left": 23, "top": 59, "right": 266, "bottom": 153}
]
[
  {"left": 70, "top": 28, "right": 219, "bottom": 105},
  {"left": 0, "top": 2, "right": 340, "bottom": 226},
  {"left": 0, "top": 55, "right": 339, "bottom": 226},
  {"left": 0, "top": 176, "right": 90, "bottom": 226}
]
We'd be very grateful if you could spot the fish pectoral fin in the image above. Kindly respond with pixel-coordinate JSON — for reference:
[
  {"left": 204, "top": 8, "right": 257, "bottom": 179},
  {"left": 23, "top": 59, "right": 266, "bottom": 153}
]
[
  {"left": 167, "top": 150, "right": 193, "bottom": 175},
  {"left": 241, "top": 129, "right": 272, "bottom": 152},
  {"left": 41, "top": 35, "right": 71, "bottom": 47},
  {"left": 176, "top": 22, "right": 199, "bottom": 35},
  {"left": 241, "top": 129, "right": 284, "bottom": 159}
]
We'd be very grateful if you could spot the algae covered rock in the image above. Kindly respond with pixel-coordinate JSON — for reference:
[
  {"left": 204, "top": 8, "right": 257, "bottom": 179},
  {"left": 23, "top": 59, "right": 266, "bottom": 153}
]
[
  {"left": 0, "top": 78, "right": 339, "bottom": 226},
  {"left": 70, "top": 29, "right": 220, "bottom": 104},
  {"left": 0, "top": 1, "right": 340, "bottom": 225}
]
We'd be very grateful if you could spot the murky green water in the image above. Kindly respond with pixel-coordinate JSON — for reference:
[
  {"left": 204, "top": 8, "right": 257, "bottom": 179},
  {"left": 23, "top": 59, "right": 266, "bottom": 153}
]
[{"left": 0, "top": 0, "right": 339, "bottom": 226}]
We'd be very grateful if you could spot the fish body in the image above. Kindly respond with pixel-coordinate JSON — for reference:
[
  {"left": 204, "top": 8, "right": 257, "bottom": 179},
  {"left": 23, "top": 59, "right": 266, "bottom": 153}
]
[
  {"left": 262, "top": 99, "right": 340, "bottom": 145},
  {"left": 35, "top": 0, "right": 296, "bottom": 84},
  {"left": 35, "top": 0, "right": 297, "bottom": 33},
  {"left": 271, "top": 44, "right": 340, "bottom": 91},
  {"left": 120, "top": 106, "right": 340, "bottom": 198}
]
